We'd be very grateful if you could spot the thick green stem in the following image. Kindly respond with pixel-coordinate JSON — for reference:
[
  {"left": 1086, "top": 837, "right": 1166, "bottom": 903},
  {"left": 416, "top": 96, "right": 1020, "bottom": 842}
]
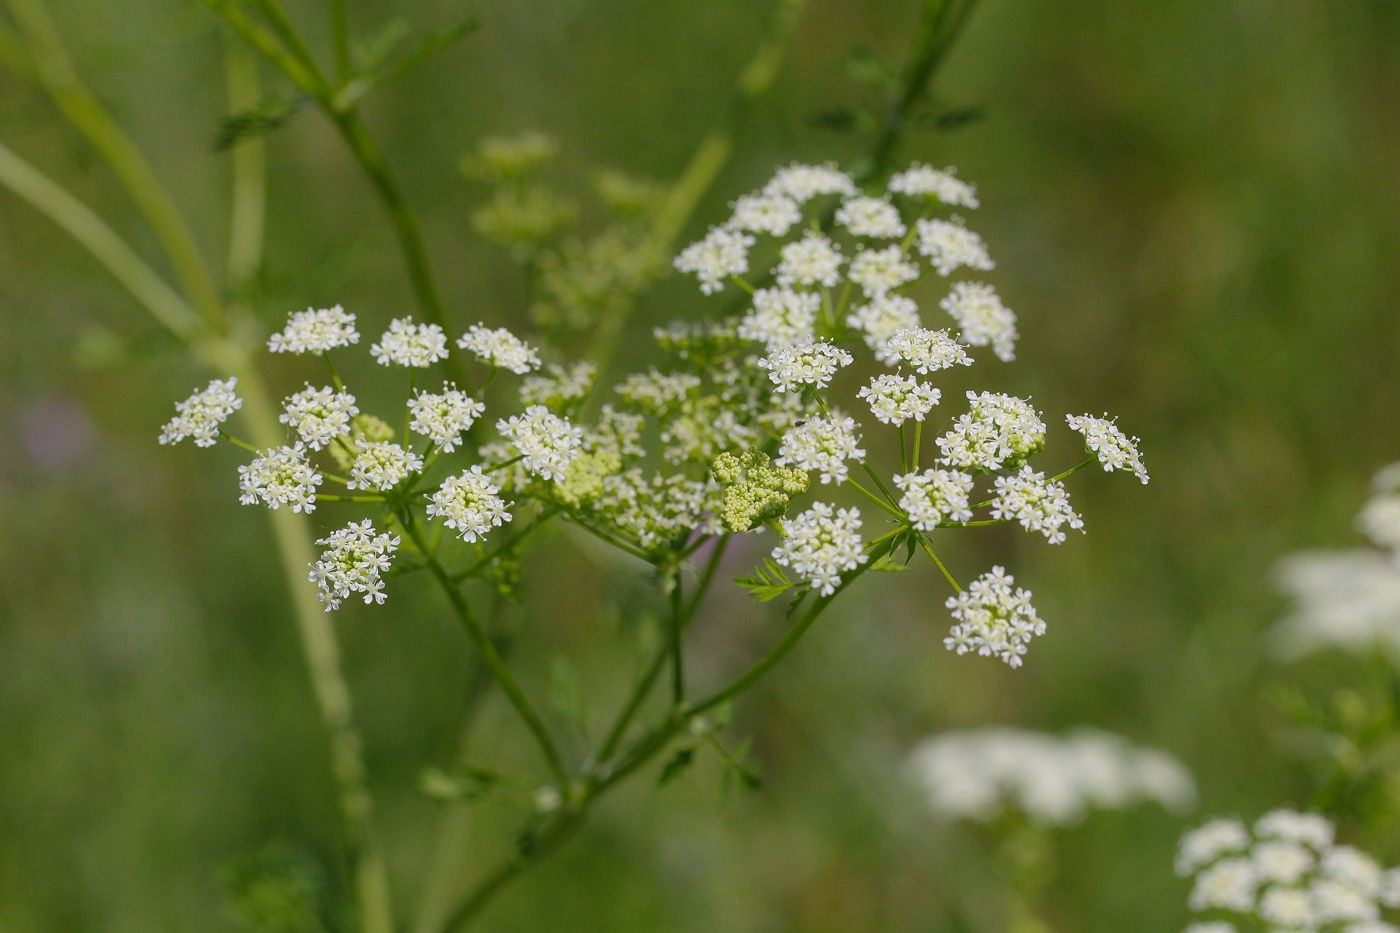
[
  {"left": 6, "top": 0, "right": 225, "bottom": 329},
  {"left": 225, "top": 36, "right": 266, "bottom": 287},
  {"left": 406, "top": 518, "right": 569, "bottom": 787}
]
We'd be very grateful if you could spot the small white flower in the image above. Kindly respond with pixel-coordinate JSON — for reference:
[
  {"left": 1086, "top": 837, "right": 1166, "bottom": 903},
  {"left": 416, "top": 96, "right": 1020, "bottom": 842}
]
[
  {"left": 775, "top": 232, "right": 844, "bottom": 289},
  {"left": 1322, "top": 846, "right": 1385, "bottom": 897},
  {"left": 992, "top": 465, "right": 1084, "bottom": 545},
  {"left": 916, "top": 218, "right": 994, "bottom": 277},
  {"left": 1312, "top": 879, "right": 1382, "bottom": 925},
  {"left": 944, "top": 566, "right": 1046, "bottom": 668},
  {"left": 758, "top": 340, "right": 854, "bottom": 393},
  {"left": 456, "top": 324, "right": 542, "bottom": 374},
  {"left": 1188, "top": 857, "right": 1259, "bottom": 912},
  {"left": 370, "top": 317, "right": 449, "bottom": 368},
  {"left": 941, "top": 282, "right": 1018, "bottom": 362},
  {"left": 268, "top": 305, "right": 360, "bottom": 354},
  {"left": 347, "top": 441, "right": 424, "bottom": 491},
  {"left": 937, "top": 392, "right": 1046, "bottom": 472},
  {"left": 409, "top": 383, "right": 484, "bottom": 452},
  {"left": 835, "top": 196, "right": 906, "bottom": 238},
  {"left": 1358, "top": 493, "right": 1400, "bottom": 553},
  {"left": 615, "top": 369, "right": 701, "bottom": 413},
  {"left": 1177, "top": 819, "right": 1251, "bottom": 875},
  {"left": 308, "top": 519, "right": 399, "bottom": 611},
  {"left": 738, "top": 287, "right": 820, "bottom": 349},
  {"left": 428, "top": 466, "right": 512, "bottom": 543},
  {"left": 675, "top": 226, "right": 755, "bottom": 295},
  {"left": 883, "top": 326, "right": 973, "bottom": 375},
  {"left": 776, "top": 415, "right": 865, "bottom": 485},
  {"left": 895, "top": 469, "right": 974, "bottom": 528},
  {"left": 728, "top": 192, "right": 801, "bottom": 236},
  {"left": 1252, "top": 840, "right": 1315, "bottom": 885},
  {"left": 1067, "top": 413, "right": 1149, "bottom": 484},
  {"left": 858, "top": 373, "right": 940, "bottom": 425},
  {"left": 847, "top": 294, "right": 921, "bottom": 362},
  {"left": 238, "top": 443, "right": 322, "bottom": 513},
  {"left": 763, "top": 162, "right": 857, "bottom": 203},
  {"left": 159, "top": 378, "right": 243, "bottom": 447},
  {"left": 771, "top": 502, "right": 867, "bottom": 596},
  {"left": 279, "top": 384, "right": 358, "bottom": 451},
  {"left": 1258, "top": 886, "right": 1317, "bottom": 929},
  {"left": 847, "top": 245, "right": 919, "bottom": 297},
  {"left": 888, "top": 163, "right": 980, "bottom": 208},
  {"left": 496, "top": 405, "right": 583, "bottom": 482}
]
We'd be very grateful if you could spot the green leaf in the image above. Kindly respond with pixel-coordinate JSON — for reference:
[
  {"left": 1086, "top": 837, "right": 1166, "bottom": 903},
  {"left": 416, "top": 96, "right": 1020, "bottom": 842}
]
[
  {"left": 658, "top": 746, "right": 697, "bottom": 787},
  {"left": 737, "top": 560, "right": 797, "bottom": 603}
]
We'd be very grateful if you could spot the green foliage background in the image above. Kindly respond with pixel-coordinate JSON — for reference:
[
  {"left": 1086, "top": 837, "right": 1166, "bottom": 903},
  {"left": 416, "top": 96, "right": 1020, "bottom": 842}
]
[{"left": 2, "top": 0, "right": 1399, "bottom": 929}]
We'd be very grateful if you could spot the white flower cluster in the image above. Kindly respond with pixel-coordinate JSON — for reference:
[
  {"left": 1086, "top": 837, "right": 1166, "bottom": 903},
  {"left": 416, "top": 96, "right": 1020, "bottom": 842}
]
[
  {"left": 940, "top": 282, "right": 1018, "bottom": 363},
  {"left": 936, "top": 391, "right": 1047, "bottom": 472},
  {"left": 887, "top": 163, "right": 979, "bottom": 208},
  {"left": 905, "top": 728, "right": 1195, "bottom": 826},
  {"left": 737, "top": 287, "right": 819, "bottom": 349},
  {"left": 758, "top": 340, "right": 854, "bottom": 393},
  {"left": 1066, "top": 413, "right": 1150, "bottom": 484},
  {"left": 409, "top": 384, "right": 484, "bottom": 452},
  {"left": 835, "top": 196, "right": 906, "bottom": 239},
  {"left": 944, "top": 566, "right": 1045, "bottom": 667},
  {"left": 1273, "top": 462, "right": 1400, "bottom": 661},
  {"left": 776, "top": 232, "right": 845, "bottom": 289},
  {"left": 894, "top": 469, "right": 974, "bottom": 529},
  {"left": 456, "top": 324, "right": 542, "bottom": 374},
  {"left": 1178, "top": 810, "right": 1400, "bottom": 933},
  {"left": 348, "top": 441, "right": 424, "bottom": 492},
  {"left": 776, "top": 415, "right": 865, "bottom": 485},
  {"left": 843, "top": 296, "right": 918, "bottom": 361},
  {"left": 916, "top": 217, "right": 994, "bottom": 277},
  {"left": 728, "top": 192, "right": 801, "bottom": 237},
  {"left": 370, "top": 317, "right": 450, "bottom": 368},
  {"left": 159, "top": 378, "right": 243, "bottom": 447},
  {"left": 238, "top": 443, "right": 322, "bottom": 513},
  {"left": 883, "top": 326, "right": 973, "bottom": 375},
  {"left": 614, "top": 369, "right": 700, "bottom": 413},
  {"left": 308, "top": 520, "right": 399, "bottom": 611},
  {"left": 428, "top": 466, "right": 511, "bottom": 543},
  {"left": 519, "top": 362, "right": 596, "bottom": 408},
  {"left": 280, "top": 384, "right": 358, "bottom": 451},
  {"left": 992, "top": 465, "right": 1084, "bottom": 545},
  {"left": 858, "top": 373, "right": 941, "bottom": 426},
  {"left": 496, "top": 405, "right": 583, "bottom": 482},
  {"left": 771, "top": 502, "right": 867, "bottom": 596},
  {"left": 847, "top": 245, "right": 919, "bottom": 297},
  {"left": 268, "top": 305, "right": 360, "bottom": 354},
  {"left": 763, "top": 162, "right": 857, "bottom": 203},
  {"left": 673, "top": 227, "right": 755, "bottom": 295}
]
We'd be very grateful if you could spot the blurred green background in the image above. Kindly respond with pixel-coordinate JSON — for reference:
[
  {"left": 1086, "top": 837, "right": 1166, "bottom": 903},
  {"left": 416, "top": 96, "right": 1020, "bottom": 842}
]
[{"left": 3, "top": 0, "right": 1400, "bottom": 930}]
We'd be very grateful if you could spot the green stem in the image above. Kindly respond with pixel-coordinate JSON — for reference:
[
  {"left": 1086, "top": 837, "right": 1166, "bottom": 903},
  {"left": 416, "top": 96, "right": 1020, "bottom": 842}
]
[
  {"left": 565, "top": 516, "right": 652, "bottom": 563},
  {"left": 912, "top": 421, "right": 923, "bottom": 470},
  {"left": 916, "top": 534, "right": 961, "bottom": 593},
  {"left": 320, "top": 494, "right": 388, "bottom": 503},
  {"left": 224, "top": 35, "right": 266, "bottom": 288},
  {"left": 0, "top": 142, "right": 200, "bottom": 340},
  {"left": 846, "top": 477, "right": 906, "bottom": 521},
  {"left": 1050, "top": 456, "right": 1096, "bottom": 483},
  {"left": 6, "top": 0, "right": 225, "bottom": 329},
  {"left": 220, "top": 431, "right": 261, "bottom": 453},
  {"left": 669, "top": 573, "right": 685, "bottom": 706},
  {"left": 406, "top": 517, "right": 569, "bottom": 787}
]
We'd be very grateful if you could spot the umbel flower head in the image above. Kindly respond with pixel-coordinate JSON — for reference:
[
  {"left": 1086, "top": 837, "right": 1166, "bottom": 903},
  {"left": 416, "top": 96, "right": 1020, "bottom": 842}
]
[
  {"left": 944, "top": 567, "right": 1045, "bottom": 667},
  {"left": 936, "top": 391, "right": 1047, "bottom": 472},
  {"left": 268, "top": 305, "right": 360, "bottom": 354},
  {"left": 1067, "top": 413, "right": 1150, "bottom": 484},
  {"left": 1177, "top": 809, "right": 1400, "bottom": 932},
  {"left": 757, "top": 340, "right": 853, "bottom": 393},
  {"left": 776, "top": 414, "right": 865, "bottom": 485},
  {"left": 409, "top": 384, "right": 484, "bottom": 452},
  {"left": 370, "top": 317, "right": 450, "bottom": 368},
  {"left": 456, "top": 324, "right": 542, "bottom": 374},
  {"left": 428, "top": 466, "right": 512, "bottom": 543},
  {"left": 894, "top": 469, "right": 974, "bottom": 529},
  {"left": 238, "top": 443, "right": 322, "bottom": 513},
  {"left": 309, "top": 520, "right": 399, "bottom": 611},
  {"left": 771, "top": 502, "right": 867, "bottom": 596},
  {"left": 712, "top": 449, "right": 809, "bottom": 534},
  {"left": 159, "top": 378, "right": 243, "bottom": 447},
  {"left": 280, "top": 384, "right": 358, "bottom": 451},
  {"left": 858, "top": 373, "right": 940, "bottom": 426},
  {"left": 496, "top": 404, "right": 583, "bottom": 482}
]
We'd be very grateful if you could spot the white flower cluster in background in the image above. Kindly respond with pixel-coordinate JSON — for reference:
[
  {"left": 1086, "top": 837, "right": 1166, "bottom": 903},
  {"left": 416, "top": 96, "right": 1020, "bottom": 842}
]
[
  {"left": 905, "top": 727, "right": 1195, "bottom": 825},
  {"left": 1273, "top": 462, "right": 1400, "bottom": 661},
  {"left": 456, "top": 324, "right": 542, "bottom": 374},
  {"left": 1178, "top": 809, "right": 1400, "bottom": 933}
]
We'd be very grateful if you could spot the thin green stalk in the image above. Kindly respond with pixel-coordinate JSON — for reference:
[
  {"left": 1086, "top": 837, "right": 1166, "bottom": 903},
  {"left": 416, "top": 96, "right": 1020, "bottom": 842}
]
[
  {"left": 1050, "top": 456, "right": 1096, "bottom": 483},
  {"left": 406, "top": 518, "right": 569, "bottom": 787},
  {"left": 669, "top": 573, "right": 685, "bottom": 706},
  {"left": 329, "top": 0, "right": 351, "bottom": 82},
  {"left": 916, "top": 534, "right": 961, "bottom": 593},
  {"left": 595, "top": 535, "right": 730, "bottom": 764},
  {"left": 846, "top": 477, "right": 906, "bottom": 521},
  {"left": 0, "top": 142, "right": 201, "bottom": 340},
  {"left": 198, "top": 0, "right": 328, "bottom": 96},
  {"left": 225, "top": 36, "right": 266, "bottom": 287},
  {"left": 6, "top": 0, "right": 225, "bottom": 329},
  {"left": 913, "top": 421, "right": 923, "bottom": 470}
]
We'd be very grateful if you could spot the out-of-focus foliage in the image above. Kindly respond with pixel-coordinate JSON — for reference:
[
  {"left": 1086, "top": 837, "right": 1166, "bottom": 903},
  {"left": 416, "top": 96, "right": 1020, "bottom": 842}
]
[{"left": 1, "top": 0, "right": 1399, "bottom": 930}]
